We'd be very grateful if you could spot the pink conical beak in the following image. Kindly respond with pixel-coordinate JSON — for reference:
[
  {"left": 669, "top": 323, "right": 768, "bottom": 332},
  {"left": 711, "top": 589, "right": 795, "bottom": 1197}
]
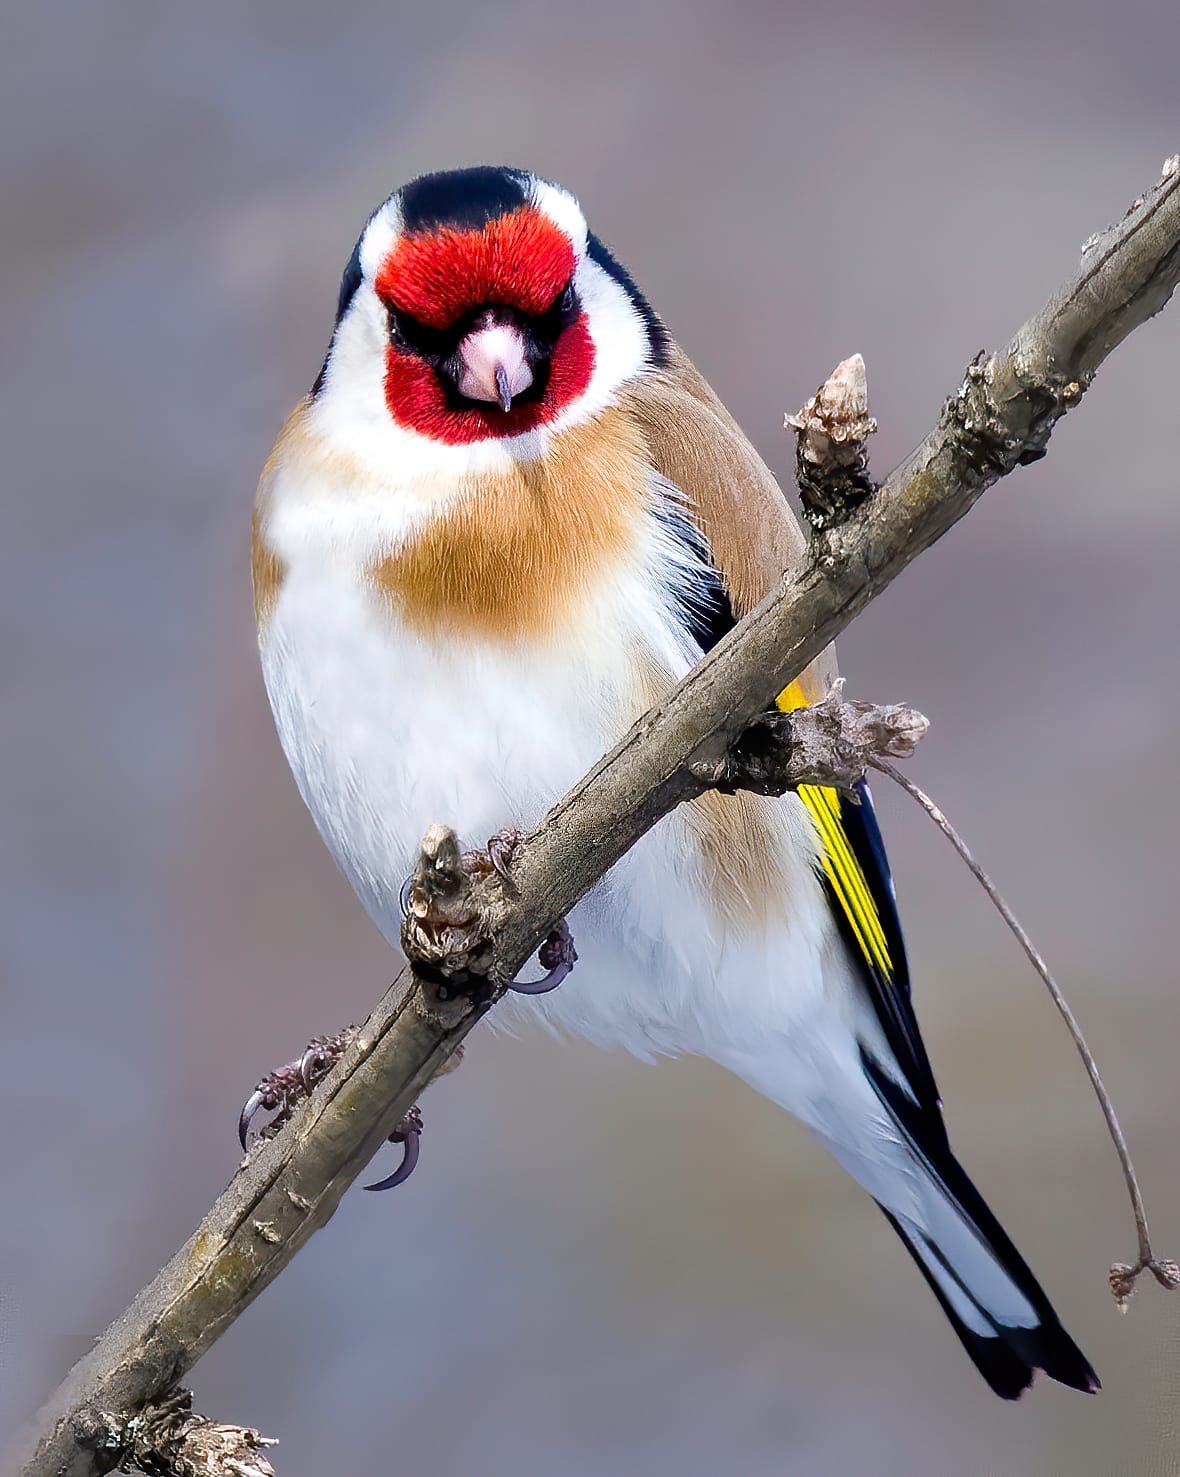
[{"left": 455, "top": 324, "right": 533, "bottom": 411}]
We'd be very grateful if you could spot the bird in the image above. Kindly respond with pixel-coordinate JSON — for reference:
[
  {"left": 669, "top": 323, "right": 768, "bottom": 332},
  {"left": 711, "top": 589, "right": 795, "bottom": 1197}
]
[{"left": 250, "top": 164, "right": 1098, "bottom": 1399}]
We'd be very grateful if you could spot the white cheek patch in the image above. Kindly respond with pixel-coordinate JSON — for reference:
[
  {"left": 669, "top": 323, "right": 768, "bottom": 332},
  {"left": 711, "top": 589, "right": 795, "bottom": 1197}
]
[
  {"left": 542, "top": 254, "right": 651, "bottom": 432},
  {"left": 319, "top": 289, "right": 389, "bottom": 416}
]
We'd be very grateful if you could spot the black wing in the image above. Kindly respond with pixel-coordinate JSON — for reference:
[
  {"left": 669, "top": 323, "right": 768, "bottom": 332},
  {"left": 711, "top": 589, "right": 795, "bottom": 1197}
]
[{"left": 660, "top": 508, "right": 939, "bottom": 1111}]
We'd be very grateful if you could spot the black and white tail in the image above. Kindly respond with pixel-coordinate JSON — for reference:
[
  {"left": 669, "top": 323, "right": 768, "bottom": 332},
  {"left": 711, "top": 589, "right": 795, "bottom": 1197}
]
[
  {"left": 866, "top": 1058, "right": 1099, "bottom": 1399},
  {"left": 784, "top": 777, "right": 1098, "bottom": 1398}
]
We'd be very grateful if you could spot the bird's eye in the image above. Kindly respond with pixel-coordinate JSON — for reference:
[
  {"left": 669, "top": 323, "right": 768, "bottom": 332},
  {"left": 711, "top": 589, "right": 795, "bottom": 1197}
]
[
  {"left": 386, "top": 305, "right": 445, "bottom": 361},
  {"left": 560, "top": 280, "right": 576, "bottom": 314}
]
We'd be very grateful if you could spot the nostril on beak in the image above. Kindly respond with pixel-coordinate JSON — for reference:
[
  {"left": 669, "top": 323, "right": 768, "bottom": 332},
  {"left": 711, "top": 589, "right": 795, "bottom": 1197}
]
[
  {"left": 494, "top": 364, "right": 513, "bottom": 413},
  {"left": 455, "top": 324, "right": 533, "bottom": 408}
]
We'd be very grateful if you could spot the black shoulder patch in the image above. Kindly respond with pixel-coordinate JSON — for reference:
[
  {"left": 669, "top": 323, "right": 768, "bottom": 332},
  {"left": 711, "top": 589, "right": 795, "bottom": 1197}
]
[
  {"left": 399, "top": 166, "right": 529, "bottom": 234},
  {"left": 653, "top": 500, "right": 736, "bottom": 652},
  {"left": 587, "top": 232, "right": 669, "bottom": 367}
]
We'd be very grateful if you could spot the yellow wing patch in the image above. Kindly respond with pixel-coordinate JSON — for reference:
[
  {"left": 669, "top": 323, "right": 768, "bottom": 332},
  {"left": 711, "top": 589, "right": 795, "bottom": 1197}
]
[{"left": 778, "top": 680, "right": 893, "bottom": 979}]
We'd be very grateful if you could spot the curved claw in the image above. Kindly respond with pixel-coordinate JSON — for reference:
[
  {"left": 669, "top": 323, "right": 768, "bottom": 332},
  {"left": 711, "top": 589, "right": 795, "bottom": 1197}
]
[
  {"left": 238, "top": 1028, "right": 358, "bottom": 1155},
  {"left": 238, "top": 1089, "right": 268, "bottom": 1152},
  {"left": 509, "top": 918, "right": 577, "bottom": 995},
  {"left": 363, "top": 1131, "right": 420, "bottom": 1192},
  {"left": 299, "top": 1044, "right": 329, "bottom": 1093},
  {"left": 509, "top": 960, "right": 574, "bottom": 994},
  {"left": 364, "top": 1107, "right": 423, "bottom": 1192}
]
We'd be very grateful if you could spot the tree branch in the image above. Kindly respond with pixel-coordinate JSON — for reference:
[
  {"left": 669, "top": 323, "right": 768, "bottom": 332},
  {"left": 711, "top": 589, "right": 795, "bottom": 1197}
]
[{"left": 17, "top": 159, "right": 1180, "bottom": 1476}]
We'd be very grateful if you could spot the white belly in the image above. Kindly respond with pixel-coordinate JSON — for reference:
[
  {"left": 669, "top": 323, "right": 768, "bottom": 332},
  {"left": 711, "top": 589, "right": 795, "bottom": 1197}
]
[{"left": 260, "top": 549, "right": 833, "bottom": 1060}]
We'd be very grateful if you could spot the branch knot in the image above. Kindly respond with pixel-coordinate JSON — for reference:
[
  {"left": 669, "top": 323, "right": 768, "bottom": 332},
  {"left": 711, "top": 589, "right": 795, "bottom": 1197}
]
[
  {"left": 946, "top": 352, "right": 1084, "bottom": 475},
  {"left": 690, "top": 680, "right": 928, "bottom": 797},
  {"left": 401, "top": 824, "right": 503, "bottom": 999},
  {"left": 786, "top": 353, "right": 877, "bottom": 529}
]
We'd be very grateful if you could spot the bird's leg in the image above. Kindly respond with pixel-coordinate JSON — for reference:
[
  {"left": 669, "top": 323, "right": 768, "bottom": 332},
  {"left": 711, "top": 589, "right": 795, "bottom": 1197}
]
[
  {"left": 358, "top": 1039, "right": 472, "bottom": 1191},
  {"left": 482, "top": 827, "right": 525, "bottom": 891},
  {"left": 238, "top": 1026, "right": 360, "bottom": 1150},
  {"left": 241, "top": 821, "right": 574, "bottom": 1165},
  {"left": 238, "top": 1027, "right": 430, "bottom": 1191},
  {"left": 363, "top": 1105, "right": 424, "bottom": 1192},
  {"left": 401, "top": 824, "right": 576, "bottom": 998},
  {"left": 461, "top": 829, "right": 577, "bottom": 992},
  {"left": 508, "top": 916, "right": 578, "bottom": 994}
]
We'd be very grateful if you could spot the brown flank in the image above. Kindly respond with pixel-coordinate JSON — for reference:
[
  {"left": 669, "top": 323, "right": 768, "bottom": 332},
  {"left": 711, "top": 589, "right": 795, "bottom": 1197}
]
[
  {"left": 632, "top": 643, "right": 792, "bottom": 939},
  {"left": 251, "top": 508, "right": 285, "bottom": 628},
  {"left": 250, "top": 402, "right": 321, "bottom": 629},
  {"left": 686, "top": 788, "right": 796, "bottom": 937}
]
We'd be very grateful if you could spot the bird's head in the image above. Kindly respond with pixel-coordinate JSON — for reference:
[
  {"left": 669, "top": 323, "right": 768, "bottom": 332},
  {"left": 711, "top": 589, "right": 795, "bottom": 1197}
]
[{"left": 310, "top": 166, "right": 664, "bottom": 470}]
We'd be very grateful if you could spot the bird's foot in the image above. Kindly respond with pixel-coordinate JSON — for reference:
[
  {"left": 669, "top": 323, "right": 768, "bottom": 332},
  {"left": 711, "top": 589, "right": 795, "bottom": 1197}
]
[
  {"left": 509, "top": 917, "right": 578, "bottom": 994},
  {"left": 238, "top": 1025, "right": 359, "bottom": 1150},
  {"left": 454, "top": 829, "right": 576, "bottom": 992},
  {"left": 363, "top": 1104, "right": 425, "bottom": 1192},
  {"left": 482, "top": 827, "right": 526, "bottom": 890},
  {"left": 399, "top": 824, "right": 575, "bottom": 999}
]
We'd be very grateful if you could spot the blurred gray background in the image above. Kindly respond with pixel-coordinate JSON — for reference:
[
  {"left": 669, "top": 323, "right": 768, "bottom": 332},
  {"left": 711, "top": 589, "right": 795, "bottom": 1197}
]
[{"left": 4, "top": 2, "right": 1180, "bottom": 1473}]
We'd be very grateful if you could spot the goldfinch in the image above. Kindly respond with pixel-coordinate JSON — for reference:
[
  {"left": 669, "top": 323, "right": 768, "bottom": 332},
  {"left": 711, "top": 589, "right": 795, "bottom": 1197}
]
[{"left": 252, "top": 165, "right": 1097, "bottom": 1399}]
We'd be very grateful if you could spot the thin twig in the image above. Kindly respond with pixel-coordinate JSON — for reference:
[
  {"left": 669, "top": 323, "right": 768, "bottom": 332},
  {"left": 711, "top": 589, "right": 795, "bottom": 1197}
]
[{"left": 870, "top": 757, "right": 1180, "bottom": 1308}]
